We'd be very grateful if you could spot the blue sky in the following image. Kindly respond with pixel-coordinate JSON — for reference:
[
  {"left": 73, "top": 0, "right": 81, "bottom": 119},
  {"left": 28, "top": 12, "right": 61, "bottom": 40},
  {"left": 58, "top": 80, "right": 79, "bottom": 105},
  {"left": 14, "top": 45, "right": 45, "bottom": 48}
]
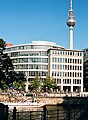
[{"left": 0, "top": 0, "right": 88, "bottom": 50}]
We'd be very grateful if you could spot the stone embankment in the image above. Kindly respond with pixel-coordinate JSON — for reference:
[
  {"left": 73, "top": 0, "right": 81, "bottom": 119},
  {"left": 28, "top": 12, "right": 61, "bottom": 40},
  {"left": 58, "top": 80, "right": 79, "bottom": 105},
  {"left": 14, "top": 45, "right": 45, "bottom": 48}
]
[
  {"left": 1, "top": 93, "right": 88, "bottom": 106},
  {"left": 0, "top": 93, "right": 64, "bottom": 105},
  {"left": 37, "top": 97, "right": 64, "bottom": 105}
]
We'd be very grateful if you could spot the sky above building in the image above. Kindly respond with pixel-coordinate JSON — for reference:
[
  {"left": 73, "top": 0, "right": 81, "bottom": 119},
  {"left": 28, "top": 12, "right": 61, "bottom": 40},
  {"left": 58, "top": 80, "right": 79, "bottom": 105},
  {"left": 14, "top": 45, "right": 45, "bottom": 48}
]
[{"left": 0, "top": 0, "right": 88, "bottom": 50}]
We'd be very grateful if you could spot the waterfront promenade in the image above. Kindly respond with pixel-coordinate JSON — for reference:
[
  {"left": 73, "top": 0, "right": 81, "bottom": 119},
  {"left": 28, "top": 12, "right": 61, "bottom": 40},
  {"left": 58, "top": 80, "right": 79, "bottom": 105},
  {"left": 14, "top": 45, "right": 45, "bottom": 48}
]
[
  {"left": 0, "top": 99, "right": 88, "bottom": 120},
  {"left": 0, "top": 92, "right": 88, "bottom": 120},
  {"left": 0, "top": 92, "right": 88, "bottom": 105}
]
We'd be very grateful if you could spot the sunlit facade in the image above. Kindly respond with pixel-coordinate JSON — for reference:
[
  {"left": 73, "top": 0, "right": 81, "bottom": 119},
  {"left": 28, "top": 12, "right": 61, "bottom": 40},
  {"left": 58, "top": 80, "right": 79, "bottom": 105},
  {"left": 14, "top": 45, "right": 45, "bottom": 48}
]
[
  {"left": 4, "top": 41, "right": 64, "bottom": 82},
  {"left": 4, "top": 41, "right": 83, "bottom": 92},
  {"left": 48, "top": 48, "right": 83, "bottom": 92}
]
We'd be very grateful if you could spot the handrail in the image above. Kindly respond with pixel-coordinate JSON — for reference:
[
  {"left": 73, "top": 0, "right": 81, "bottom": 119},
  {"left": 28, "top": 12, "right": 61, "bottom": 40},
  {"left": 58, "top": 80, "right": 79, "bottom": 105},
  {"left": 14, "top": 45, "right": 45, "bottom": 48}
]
[{"left": 64, "top": 108, "right": 82, "bottom": 120}]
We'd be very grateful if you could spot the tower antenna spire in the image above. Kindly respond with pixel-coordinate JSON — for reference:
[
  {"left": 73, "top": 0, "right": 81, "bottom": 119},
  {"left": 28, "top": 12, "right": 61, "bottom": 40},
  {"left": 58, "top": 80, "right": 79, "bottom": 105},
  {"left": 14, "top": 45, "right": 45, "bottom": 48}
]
[
  {"left": 67, "top": 0, "right": 76, "bottom": 49},
  {"left": 70, "top": 0, "right": 72, "bottom": 10}
]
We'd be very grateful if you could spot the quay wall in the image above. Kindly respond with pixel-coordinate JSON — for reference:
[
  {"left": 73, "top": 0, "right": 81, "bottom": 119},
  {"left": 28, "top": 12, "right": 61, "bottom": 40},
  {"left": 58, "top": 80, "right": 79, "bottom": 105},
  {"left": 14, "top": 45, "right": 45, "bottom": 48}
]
[
  {"left": 0, "top": 94, "right": 64, "bottom": 105},
  {"left": 37, "top": 97, "right": 64, "bottom": 105},
  {"left": 0, "top": 94, "right": 88, "bottom": 106}
]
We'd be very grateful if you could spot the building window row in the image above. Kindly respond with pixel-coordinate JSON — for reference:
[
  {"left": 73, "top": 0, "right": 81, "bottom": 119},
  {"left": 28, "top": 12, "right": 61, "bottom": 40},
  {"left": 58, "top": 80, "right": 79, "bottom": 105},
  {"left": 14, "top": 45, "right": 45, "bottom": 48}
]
[
  {"left": 52, "top": 50, "right": 83, "bottom": 56},
  {"left": 63, "top": 79, "right": 71, "bottom": 84},
  {"left": 15, "top": 71, "right": 48, "bottom": 77},
  {"left": 52, "top": 64, "right": 82, "bottom": 71},
  {"left": 73, "top": 79, "right": 81, "bottom": 84},
  {"left": 52, "top": 57, "right": 82, "bottom": 64},
  {"left": 9, "top": 51, "right": 48, "bottom": 57},
  {"left": 14, "top": 65, "right": 48, "bottom": 70},
  {"left": 52, "top": 71, "right": 82, "bottom": 77},
  {"left": 6, "top": 45, "right": 50, "bottom": 52},
  {"left": 29, "top": 71, "right": 48, "bottom": 76},
  {"left": 56, "top": 79, "right": 81, "bottom": 85},
  {"left": 12, "top": 58, "right": 48, "bottom": 63}
]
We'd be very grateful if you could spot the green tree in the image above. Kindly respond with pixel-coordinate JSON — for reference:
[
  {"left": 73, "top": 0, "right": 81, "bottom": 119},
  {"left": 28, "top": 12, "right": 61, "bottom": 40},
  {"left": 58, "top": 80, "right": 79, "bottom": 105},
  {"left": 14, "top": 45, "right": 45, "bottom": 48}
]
[
  {"left": 29, "top": 76, "right": 40, "bottom": 91},
  {"left": 42, "top": 76, "right": 56, "bottom": 92},
  {"left": 13, "top": 80, "right": 25, "bottom": 91},
  {"left": 0, "top": 38, "right": 14, "bottom": 89},
  {"left": 12, "top": 72, "right": 26, "bottom": 90},
  {"left": 0, "top": 38, "right": 26, "bottom": 89},
  {"left": 0, "top": 38, "right": 6, "bottom": 51}
]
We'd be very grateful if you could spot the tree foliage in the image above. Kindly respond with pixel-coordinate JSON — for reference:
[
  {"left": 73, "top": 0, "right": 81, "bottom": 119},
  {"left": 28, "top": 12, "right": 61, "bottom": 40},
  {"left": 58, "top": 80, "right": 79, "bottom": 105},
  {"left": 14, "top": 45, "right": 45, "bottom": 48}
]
[
  {"left": 0, "top": 38, "right": 6, "bottom": 51},
  {"left": 29, "top": 76, "right": 56, "bottom": 92},
  {"left": 42, "top": 76, "right": 56, "bottom": 92},
  {"left": 0, "top": 38, "right": 26, "bottom": 90},
  {"left": 29, "top": 76, "right": 40, "bottom": 91}
]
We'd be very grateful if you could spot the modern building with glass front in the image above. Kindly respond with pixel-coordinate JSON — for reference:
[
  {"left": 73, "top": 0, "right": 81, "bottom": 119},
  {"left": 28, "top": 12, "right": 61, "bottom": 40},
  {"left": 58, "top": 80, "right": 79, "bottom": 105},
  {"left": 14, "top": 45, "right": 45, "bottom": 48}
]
[
  {"left": 4, "top": 41, "right": 64, "bottom": 81},
  {"left": 4, "top": 41, "right": 83, "bottom": 92}
]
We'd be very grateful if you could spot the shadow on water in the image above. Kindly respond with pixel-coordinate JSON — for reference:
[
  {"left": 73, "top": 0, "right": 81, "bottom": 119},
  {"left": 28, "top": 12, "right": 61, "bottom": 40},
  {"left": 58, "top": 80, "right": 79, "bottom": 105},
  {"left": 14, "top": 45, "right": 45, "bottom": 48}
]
[
  {"left": 8, "top": 105, "right": 84, "bottom": 120},
  {"left": 2, "top": 96, "right": 88, "bottom": 120}
]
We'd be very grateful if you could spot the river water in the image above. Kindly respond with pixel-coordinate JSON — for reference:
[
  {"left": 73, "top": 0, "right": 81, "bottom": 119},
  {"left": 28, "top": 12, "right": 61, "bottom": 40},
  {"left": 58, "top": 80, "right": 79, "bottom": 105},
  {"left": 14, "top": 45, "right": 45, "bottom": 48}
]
[{"left": 8, "top": 105, "right": 84, "bottom": 120}]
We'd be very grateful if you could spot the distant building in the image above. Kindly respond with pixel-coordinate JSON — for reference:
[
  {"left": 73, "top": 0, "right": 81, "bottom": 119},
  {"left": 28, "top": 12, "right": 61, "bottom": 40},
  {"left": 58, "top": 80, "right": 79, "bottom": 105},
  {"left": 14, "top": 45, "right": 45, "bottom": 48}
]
[
  {"left": 83, "top": 48, "right": 88, "bottom": 91},
  {"left": 4, "top": 41, "right": 83, "bottom": 92},
  {"left": 6, "top": 43, "right": 13, "bottom": 47}
]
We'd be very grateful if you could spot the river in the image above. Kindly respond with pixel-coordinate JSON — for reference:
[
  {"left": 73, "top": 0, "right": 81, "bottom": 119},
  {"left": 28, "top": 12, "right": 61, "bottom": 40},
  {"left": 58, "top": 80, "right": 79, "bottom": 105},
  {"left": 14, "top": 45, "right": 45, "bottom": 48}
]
[{"left": 8, "top": 105, "right": 84, "bottom": 120}]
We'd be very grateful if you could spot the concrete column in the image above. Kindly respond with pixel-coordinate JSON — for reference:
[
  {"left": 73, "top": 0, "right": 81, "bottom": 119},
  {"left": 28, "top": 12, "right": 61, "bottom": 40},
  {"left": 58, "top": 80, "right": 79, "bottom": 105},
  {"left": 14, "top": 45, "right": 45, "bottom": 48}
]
[
  {"left": 71, "top": 79, "right": 73, "bottom": 92},
  {"left": 71, "top": 85, "right": 73, "bottom": 92},
  {"left": 81, "top": 79, "right": 83, "bottom": 92},
  {"left": 61, "top": 78, "right": 63, "bottom": 91}
]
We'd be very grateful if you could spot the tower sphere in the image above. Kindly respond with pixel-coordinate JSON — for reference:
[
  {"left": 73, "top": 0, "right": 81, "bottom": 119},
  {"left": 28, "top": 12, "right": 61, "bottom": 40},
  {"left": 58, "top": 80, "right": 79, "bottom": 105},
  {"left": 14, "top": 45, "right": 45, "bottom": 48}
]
[{"left": 67, "top": 10, "right": 76, "bottom": 27}]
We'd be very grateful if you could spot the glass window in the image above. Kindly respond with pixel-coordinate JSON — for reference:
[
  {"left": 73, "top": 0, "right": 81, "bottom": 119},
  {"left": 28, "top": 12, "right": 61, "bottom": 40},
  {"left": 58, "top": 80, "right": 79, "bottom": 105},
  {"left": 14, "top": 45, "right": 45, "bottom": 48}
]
[
  {"left": 65, "top": 51, "right": 67, "bottom": 55},
  {"left": 80, "top": 52, "right": 82, "bottom": 56},
  {"left": 57, "top": 79, "right": 61, "bottom": 84},
  {"left": 60, "top": 51, "right": 63, "bottom": 55},
  {"left": 42, "top": 58, "right": 48, "bottom": 63},
  {"left": 52, "top": 57, "right": 54, "bottom": 62},
  {"left": 60, "top": 72, "right": 62, "bottom": 76},
  {"left": 60, "top": 58, "right": 62, "bottom": 63},
  {"left": 80, "top": 59, "right": 82, "bottom": 64},
  {"left": 52, "top": 50, "right": 54, "bottom": 54},
  {"left": 57, "top": 72, "right": 59, "bottom": 76},
  {"left": 65, "top": 58, "right": 67, "bottom": 63},
  {"left": 70, "top": 52, "right": 72, "bottom": 55},
  {"left": 75, "top": 59, "right": 77, "bottom": 64},
  {"left": 70, "top": 59, "right": 72, "bottom": 63},
  {"left": 58, "top": 58, "right": 59, "bottom": 62},
  {"left": 60, "top": 65, "right": 62, "bottom": 69},
  {"left": 52, "top": 64, "right": 54, "bottom": 69},
  {"left": 80, "top": 66, "right": 82, "bottom": 70}
]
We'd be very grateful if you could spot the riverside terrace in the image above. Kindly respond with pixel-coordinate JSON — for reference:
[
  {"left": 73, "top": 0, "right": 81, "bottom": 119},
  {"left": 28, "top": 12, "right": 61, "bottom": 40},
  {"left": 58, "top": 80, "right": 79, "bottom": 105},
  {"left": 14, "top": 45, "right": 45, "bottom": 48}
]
[
  {"left": 0, "top": 92, "right": 88, "bottom": 120},
  {"left": 0, "top": 97, "right": 88, "bottom": 120},
  {"left": 0, "top": 92, "right": 88, "bottom": 105}
]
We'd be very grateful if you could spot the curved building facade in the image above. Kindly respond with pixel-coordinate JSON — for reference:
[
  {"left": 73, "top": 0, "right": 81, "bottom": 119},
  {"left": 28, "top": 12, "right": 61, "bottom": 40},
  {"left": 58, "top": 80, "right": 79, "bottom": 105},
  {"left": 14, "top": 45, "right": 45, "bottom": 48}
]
[{"left": 4, "top": 41, "right": 64, "bottom": 81}]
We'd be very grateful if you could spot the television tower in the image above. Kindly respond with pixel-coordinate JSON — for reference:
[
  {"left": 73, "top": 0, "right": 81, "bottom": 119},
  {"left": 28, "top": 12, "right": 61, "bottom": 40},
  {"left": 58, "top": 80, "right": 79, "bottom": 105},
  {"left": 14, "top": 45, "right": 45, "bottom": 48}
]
[{"left": 67, "top": 0, "right": 76, "bottom": 49}]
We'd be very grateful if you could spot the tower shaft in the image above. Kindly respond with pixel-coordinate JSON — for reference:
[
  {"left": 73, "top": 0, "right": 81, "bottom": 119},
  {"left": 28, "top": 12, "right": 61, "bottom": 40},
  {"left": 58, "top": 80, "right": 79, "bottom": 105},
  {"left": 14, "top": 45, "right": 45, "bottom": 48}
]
[
  {"left": 69, "top": 26, "right": 73, "bottom": 49},
  {"left": 67, "top": 0, "right": 76, "bottom": 49}
]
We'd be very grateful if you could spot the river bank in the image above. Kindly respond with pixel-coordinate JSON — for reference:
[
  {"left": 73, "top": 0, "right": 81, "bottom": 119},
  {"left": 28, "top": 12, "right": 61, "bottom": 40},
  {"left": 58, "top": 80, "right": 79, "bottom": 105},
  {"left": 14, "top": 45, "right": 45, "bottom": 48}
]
[
  {"left": 0, "top": 93, "right": 64, "bottom": 105},
  {"left": 0, "top": 93, "right": 88, "bottom": 106}
]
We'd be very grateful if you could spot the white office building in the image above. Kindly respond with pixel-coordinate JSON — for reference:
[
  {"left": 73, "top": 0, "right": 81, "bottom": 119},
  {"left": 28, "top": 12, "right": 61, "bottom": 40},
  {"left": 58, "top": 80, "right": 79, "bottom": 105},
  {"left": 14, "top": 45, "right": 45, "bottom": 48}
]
[
  {"left": 48, "top": 48, "right": 83, "bottom": 92},
  {"left": 5, "top": 41, "right": 64, "bottom": 81},
  {"left": 4, "top": 41, "right": 83, "bottom": 92}
]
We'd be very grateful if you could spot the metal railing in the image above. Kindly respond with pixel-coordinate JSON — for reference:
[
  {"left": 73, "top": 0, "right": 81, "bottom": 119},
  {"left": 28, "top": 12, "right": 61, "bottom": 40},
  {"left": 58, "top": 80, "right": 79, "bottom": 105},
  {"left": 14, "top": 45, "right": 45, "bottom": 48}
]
[{"left": 8, "top": 105, "right": 85, "bottom": 120}]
